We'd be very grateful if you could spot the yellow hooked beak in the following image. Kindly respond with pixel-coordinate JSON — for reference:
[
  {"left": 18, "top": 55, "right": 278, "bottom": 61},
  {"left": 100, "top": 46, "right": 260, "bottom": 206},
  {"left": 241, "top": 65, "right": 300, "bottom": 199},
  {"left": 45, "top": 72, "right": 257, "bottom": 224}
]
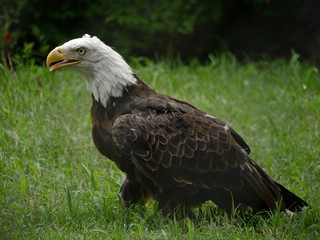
[{"left": 46, "top": 47, "right": 81, "bottom": 72}]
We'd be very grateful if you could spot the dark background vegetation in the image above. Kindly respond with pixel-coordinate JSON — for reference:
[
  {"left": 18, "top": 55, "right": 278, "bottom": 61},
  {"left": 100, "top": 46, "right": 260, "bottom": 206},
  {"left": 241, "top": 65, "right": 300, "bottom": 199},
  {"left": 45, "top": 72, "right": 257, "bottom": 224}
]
[{"left": 1, "top": 0, "right": 320, "bottom": 66}]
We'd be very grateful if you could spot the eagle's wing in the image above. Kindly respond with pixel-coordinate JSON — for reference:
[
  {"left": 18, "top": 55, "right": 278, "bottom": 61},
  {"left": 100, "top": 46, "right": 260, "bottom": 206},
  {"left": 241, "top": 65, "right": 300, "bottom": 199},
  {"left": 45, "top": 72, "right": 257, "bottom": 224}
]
[{"left": 112, "top": 100, "right": 281, "bottom": 210}]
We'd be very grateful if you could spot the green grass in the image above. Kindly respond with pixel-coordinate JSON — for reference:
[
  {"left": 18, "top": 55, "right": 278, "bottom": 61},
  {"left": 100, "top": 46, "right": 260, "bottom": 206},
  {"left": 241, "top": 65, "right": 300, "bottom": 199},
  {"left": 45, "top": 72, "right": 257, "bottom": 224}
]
[{"left": 1, "top": 54, "right": 320, "bottom": 239}]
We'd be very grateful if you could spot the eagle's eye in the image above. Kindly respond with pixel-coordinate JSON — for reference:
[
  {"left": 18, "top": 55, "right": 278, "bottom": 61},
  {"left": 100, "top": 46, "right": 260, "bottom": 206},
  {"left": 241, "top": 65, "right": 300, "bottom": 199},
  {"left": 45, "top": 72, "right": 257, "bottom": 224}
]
[{"left": 77, "top": 47, "right": 86, "bottom": 55}]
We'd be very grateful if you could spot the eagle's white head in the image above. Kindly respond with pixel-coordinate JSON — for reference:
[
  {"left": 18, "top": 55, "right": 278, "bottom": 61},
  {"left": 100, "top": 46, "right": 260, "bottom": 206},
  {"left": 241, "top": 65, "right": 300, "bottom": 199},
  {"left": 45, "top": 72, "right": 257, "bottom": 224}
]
[{"left": 46, "top": 34, "right": 137, "bottom": 107}]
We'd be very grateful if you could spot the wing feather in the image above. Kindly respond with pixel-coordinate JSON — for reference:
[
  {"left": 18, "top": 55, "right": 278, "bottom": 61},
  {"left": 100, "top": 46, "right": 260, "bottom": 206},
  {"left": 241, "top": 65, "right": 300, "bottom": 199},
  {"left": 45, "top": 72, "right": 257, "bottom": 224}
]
[{"left": 112, "top": 109, "right": 249, "bottom": 192}]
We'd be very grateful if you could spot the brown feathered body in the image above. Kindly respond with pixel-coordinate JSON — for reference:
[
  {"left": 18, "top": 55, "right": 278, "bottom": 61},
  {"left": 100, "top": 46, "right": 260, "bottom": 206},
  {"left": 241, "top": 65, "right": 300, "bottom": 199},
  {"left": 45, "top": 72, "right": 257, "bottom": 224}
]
[{"left": 91, "top": 77, "right": 307, "bottom": 215}]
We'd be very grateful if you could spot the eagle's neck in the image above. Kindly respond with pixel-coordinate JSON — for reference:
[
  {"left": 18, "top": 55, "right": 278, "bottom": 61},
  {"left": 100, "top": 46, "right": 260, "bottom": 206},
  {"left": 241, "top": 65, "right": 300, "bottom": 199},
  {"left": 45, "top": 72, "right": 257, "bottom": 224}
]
[{"left": 85, "top": 47, "right": 137, "bottom": 107}]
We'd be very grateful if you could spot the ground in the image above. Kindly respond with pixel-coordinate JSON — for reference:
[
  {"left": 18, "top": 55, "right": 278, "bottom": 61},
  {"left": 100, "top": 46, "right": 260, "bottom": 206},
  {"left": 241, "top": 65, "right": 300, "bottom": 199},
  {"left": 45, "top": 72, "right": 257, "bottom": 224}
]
[{"left": 0, "top": 54, "right": 319, "bottom": 239}]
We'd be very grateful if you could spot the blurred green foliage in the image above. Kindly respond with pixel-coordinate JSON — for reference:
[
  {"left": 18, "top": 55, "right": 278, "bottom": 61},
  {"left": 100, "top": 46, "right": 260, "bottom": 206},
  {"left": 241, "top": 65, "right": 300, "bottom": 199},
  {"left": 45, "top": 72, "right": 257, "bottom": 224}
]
[{"left": 0, "top": 0, "right": 311, "bottom": 66}]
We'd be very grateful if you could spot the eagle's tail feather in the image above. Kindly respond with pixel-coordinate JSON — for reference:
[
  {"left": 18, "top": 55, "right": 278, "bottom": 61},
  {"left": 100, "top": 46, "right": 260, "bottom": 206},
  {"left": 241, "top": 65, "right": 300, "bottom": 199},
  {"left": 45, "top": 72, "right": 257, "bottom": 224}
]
[{"left": 277, "top": 183, "right": 308, "bottom": 212}]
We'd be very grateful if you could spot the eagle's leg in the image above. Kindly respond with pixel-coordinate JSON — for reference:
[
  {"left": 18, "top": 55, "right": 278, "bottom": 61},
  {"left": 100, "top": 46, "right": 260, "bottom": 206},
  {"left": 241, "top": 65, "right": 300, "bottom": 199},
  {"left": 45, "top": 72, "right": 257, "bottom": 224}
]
[{"left": 118, "top": 175, "right": 154, "bottom": 208}]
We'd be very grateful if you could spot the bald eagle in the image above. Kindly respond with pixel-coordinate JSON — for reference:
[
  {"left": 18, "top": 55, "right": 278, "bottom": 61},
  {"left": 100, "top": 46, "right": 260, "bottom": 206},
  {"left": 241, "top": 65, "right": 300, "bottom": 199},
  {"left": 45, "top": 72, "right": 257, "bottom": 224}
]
[{"left": 46, "top": 34, "right": 308, "bottom": 216}]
